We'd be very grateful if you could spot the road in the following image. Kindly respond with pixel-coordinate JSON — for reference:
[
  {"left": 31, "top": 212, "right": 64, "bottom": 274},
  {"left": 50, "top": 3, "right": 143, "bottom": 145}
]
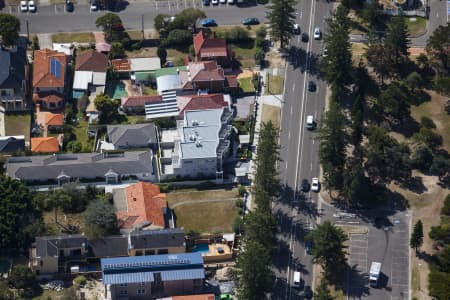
[
  {"left": 272, "top": 0, "right": 332, "bottom": 299},
  {"left": 1, "top": 1, "right": 267, "bottom": 33}
]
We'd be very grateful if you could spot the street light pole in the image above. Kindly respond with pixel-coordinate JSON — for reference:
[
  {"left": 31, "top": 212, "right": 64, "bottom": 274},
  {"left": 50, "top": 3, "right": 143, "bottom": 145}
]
[
  {"left": 141, "top": 14, "right": 144, "bottom": 40},
  {"left": 26, "top": 20, "right": 30, "bottom": 43}
]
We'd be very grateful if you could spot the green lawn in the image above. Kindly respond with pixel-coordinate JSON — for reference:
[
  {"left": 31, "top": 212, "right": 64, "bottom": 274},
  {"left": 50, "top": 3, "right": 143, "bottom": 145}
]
[
  {"left": 143, "top": 86, "right": 158, "bottom": 96},
  {"left": 72, "top": 120, "right": 93, "bottom": 152},
  {"left": 238, "top": 77, "right": 256, "bottom": 93},
  {"left": 404, "top": 17, "right": 426, "bottom": 38},
  {"left": 265, "top": 74, "right": 284, "bottom": 95},
  {"left": 126, "top": 115, "right": 146, "bottom": 124},
  {"left": 231, "top": 42, "right": 256, "bottom": 69},
  {"left": 52, "top": 32, "right": 95, "bottom": 43},
  {"left": 4, "top": 113, "right": 31, "bottom": 141}
]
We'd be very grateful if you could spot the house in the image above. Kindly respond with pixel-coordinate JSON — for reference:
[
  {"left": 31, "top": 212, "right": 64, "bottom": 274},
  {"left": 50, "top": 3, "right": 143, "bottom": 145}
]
[
  {"left": 0, "top": 135, "right": 25, "bottom": 153},
  {"left": 127, "top": 228, "right": 185, "bottom": 256},
  {"left": 32, "top": 49, "right": 67, "bottom": 110},
  {"left": 0, "top": 46, "right": 27, "bottom": 111},
  {"left": 179, "top": 61, "right": 237, "bottom": 93},
  {"left": 157, "top": 295, "right": 215, "bottom": 300},
  {"left": 121, "top": 95, "right": 162, "bottom": 114},
  {"left": 31, "top": 137, "right": 60, "bottom": 153},
  {"left": 193, "top": 30, "right": 231, "bottom": 68},
  {"left": 36, "top": 104, "right": 64, "bottom": 134},
  {"left": 6, "top": 150, "right": 156, "bottom": 185},
  {"left": 72, "top": 50, "right": 108, "bottom": 99},
  {"left": 101, "top": 252, "right": 204, "bottom": 299},
  {"left": 145, "top": 90, "right": 179, "bottom": 120},
  {"left": 130, "top": 57, "right": 161, "bottom": 84},
  {"left": 106, "top": 123, "right": 158, "bottom": 150},
  {"left": 111, "top": 59, "right": 131, "bottom": 78},
  {"left": 160, "top": 107, "right": 233, "bottom": 180},
  {"left": 177, "top": 94, "right": 230, "bottom": 119},
  {"left": 114, "top": 182, "right": 170, "bottom": 232},
  {"left": 30, "top": 234, "right": 88, "bottom": 275}
]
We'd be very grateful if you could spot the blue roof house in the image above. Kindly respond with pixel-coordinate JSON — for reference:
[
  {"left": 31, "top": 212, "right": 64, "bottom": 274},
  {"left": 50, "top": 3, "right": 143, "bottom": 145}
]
[{"left": 101, "top": 253, "right": 205, "bottom": 299}]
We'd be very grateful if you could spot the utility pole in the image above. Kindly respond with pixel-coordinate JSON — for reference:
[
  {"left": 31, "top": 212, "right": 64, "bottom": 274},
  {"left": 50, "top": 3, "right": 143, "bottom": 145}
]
[
  {"left": 26, "top": 20, "right": 30, "bottom": 43},
  {"left": 141, "top": 14, "right": 144, "bottom": 40}
]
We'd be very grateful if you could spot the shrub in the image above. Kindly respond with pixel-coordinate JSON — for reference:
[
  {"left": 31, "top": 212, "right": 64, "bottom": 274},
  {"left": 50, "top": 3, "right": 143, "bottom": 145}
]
[
  {"left": 258, "top": 0, "right": 269, "bottom": 4},
  {"left": 222, "top": 26, "right": 250, "bottom": 43},
  {"left": 255, "top": 26, "right": 267, "bottom": 39},
  {"left": 254, "top": 48, "right": 265, "bottom": 66},
  {"left": 238, "top": 185, "right": 247, "bottom": 197},
  {"left": 255, "top": 36, "right": 265, "bottom": 49},
  {"left": 236, "top": 198, "right": 245, "bottom": 209},
  {"left": 130, "top": 41, "right": 142, "bottom": 51},
  {"left": 232, "top": 216, "right": 244, "bottom": 234},
  {"left": 162, "top": 29, "right": 192, "bottom": 48},
  {"left": 73, "top": 275, "right": 87, "bottom": 287},
  {"left": 67, "top": 141, "right": 82, "bottom": 153},
  {"left": 420, "top": 116, "right": 436, "bottom": 129}
]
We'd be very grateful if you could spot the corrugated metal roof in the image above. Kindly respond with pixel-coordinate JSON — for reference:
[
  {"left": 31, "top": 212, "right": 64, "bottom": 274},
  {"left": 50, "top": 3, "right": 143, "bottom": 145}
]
[
  {"left": 73, "top": 70, "right": 92, "bottom": 90},
  {"left": 130, "top": 57, "right": 161, "bottom": 72},
  {"left": 103, "top": 271, "right": 154, "bottom": 285},
  {"left": 161, "top": 269, "right": 205, "bottom": 281},
  {"left": 93, "top": 72, "right": 106, "bottom": 86},
  {"left": 101, "top": 252, "right": 203, "bottom": 269},
  {"left": 157, "top": 75, "right": 181, "bottom": 93}
]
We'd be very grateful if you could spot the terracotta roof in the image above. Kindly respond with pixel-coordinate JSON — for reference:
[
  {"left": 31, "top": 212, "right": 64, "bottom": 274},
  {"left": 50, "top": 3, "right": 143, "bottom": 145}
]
[
  {"left": 177, "top": 94, "right": 228, "bottom": 117},
  {"left": 193, "top": 30, "right": 228, "bottom": 59},
  {"left": 225, "top": 75, "right": 238, "bottom": 88},
  {"left": 45, "top": 112, "right": 64, "bottom": 126},
  {"left": 31, "top": 137, "right": 59, "bottom": 153},
  {"left": 117, "top": 182, "right": 167, "bottom": 229},
  {"left": 121, "top": 95, "right": 163, "bottom": 108},
  {"left": 75, "top": 50, "right": 108, "bottom": 72},
  {"left": 33, "top": 48, "right": 66, "bottom": 88},
  {"left": 171, "top": 295, "right": 215, "bottom": 300},
  {"left": 179, "top": 61, "right": 225, "bottom": 89},
  {"left": 33, "top": 91, "right": 64, "bottom": 104},
  {"left": 111, "top": 59, "right": 131, "bottom": 72}
]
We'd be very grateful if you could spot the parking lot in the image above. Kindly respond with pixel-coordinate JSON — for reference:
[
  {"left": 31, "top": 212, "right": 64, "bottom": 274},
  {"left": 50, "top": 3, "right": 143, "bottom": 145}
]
[{"left": 347, "top": 233, "right": 369, "bottom": 298}]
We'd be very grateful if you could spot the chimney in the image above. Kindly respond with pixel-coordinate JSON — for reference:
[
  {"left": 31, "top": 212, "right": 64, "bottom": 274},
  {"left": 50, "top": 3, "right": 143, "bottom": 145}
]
[{"left": 36, "top": 103, "right": 40, "bottom": 114}]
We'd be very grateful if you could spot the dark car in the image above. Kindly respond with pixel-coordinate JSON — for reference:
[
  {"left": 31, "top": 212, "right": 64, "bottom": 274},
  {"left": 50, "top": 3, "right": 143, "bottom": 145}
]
[
  {"left": 203, "top": 0, "right": 210, "bottom": 5},
  {"left": 201, "top": 18, "right": 218, "bottom": 27},
  {"left": 66, "top": 0, "right": 74, "bottom": 12},
  {"left": 301, "top": 32, "right": 309, "bottom": 42},
  {"left": 308, "top": 81, "right": 316, "bottom": 92},
  {"left": 304, "top": 286, "right": 313, "bottom": 299},
  {"left": 242, "top": 18, "right": 260, "bottom": 26},
  {"left": 301, "top": 179, "right": 310, "bottom": 192},
  {"left": 305, "top": 240, "right": 313, "bottom": 255}
]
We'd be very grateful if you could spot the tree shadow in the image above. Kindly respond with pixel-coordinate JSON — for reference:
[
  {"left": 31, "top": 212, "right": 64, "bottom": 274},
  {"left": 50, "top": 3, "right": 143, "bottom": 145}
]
[
  {"left": 286, "top": 45, "right": 323, "bottom": 79},
  {"left": 108, "top": 0, "right": 129, "bottom": 12},
  {"left": 389, "top": 114, "right": 421, "bottom": 138},
  {"left": 344, "top": 263, "right": 371, "bottom": 299},
  {"left": 398, "top": 176, "right": 427, "bottom": 194},
  {"left": 415, "top": 250, "right": 433, "bottom": 263}
]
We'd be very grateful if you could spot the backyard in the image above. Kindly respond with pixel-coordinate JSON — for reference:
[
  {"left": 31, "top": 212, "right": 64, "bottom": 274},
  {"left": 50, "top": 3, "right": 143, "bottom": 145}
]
[{"left": 4, "top": 112, "right": 31, "bottom": 141}]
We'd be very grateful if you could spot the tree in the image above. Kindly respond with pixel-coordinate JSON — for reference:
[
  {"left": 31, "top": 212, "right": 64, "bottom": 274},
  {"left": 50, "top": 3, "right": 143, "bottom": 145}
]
[
  {"left": 376, "top": 82, "right": 411, "bottom": 122},
  {"left": 157, "top": 46, "right": 167, "bottom": 65},
  {"left": 411, "top": 144, "right": 433, "bottom": 172},
  {"left": 410, "top": 220, "right": 424, "bottom": 253},
  {"left": 266, "top": 0, "right": 297, "bottom": 49},
  {"left": 95, "top": 13, "right": 124, "bottom": 42},
  {"left": 60, "top": 181, "right": 90, "bottom": 213},
  {"left": 154, "top": 13, "right": 171, "bottom": 38},
  {"left": 428, "top": 269, "right": 450, "bottom": 300},
  {"left": 94, "top": 94, "right": 121, "bottom": 124},
  {"left": 360, "top": 1, "right": 381, "bottom": 29},
  {"left": 365, "top": 31, "right": 391, "bottom": 82},
  {"left": 109, "top": 42, "right": 125, "bottom": 59},
  {"left": 67, "top": 141, "right": 82, "bottom": 153},
  {"left": 384, "top": 17, "right": 410, "bottom": 67},
  {"left": 0, "top": 176, "right": 41, "bottom": 255},
  {"left": 343, "top": 156, "right": 371, "bottom": 207},
  {"left": 413, "top": 127, "right": 443, "bottom": 150},
  {"left": 404, "top": 71, "right": 422, "bottom": 93},
  {"left": 429, "top": 154, "right": 450, "bottom": 181},
  {"left": 235, "top": 240, "right": 274, "bottom": 300},
  {"left": 350, "top": 93, "right": 364, "bottom": 146},
  {"left": 0, "top": 14, "right": 20, "bottom": 46},
  {"left": 9, "top": 265, "right": 35, "bottom": 289},
  {"left": 244, "top": 210, "right": 276, "bottom": 251},
  {"left": 426, "top": 24, "right": 450, "bottom": 74},
  {"left": 254, "top": 48, "right": 265, "bottom": 66},
  {"left": 420, "top": 116, "right": 436, "bottom": 129},
  {"left": 434, "top": 76, "right": 450, "bottom": 96},
  {"left": 441, "top": 194, "right": 450, "bottom": 216},
  {"left": 167, "top": 8, "right": 206, "bottom": 33},
  {"left": 161, "top": 29, "right": 193, "bottom": 48},
  {"left": 0, "top": 281, "right": 13, "bottom": 300},
  {"left": 31, "top": 35, "right": 40, "bottom": 51},
  {"left": 84, "top": 200, "right": 118, "bottom": 237},
  {"left": 315, "top": 278, "right": 334, "bottom": 300},
  {"left": 318, "top": 102, "right": 347, "bottom": 192},
  {"left": 306, "top": 221, "right": 347, "bottom": 277}
]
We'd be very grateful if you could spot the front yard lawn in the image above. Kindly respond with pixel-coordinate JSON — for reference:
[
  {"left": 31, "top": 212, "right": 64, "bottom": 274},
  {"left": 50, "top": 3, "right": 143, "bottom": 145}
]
[
  {"left": 238, "top": 77, "right": 256, "bottom": 93},
  {"left": 142, "top": 86, "right": 158, "bottom": 96},
  {"left": 52, "top": 32, "right": 95, "bottom": 43},
  {"left": 5, "top": 112, "right": 31, "bottom": 141},
  {"left": 72, "top": 119, "right": 94, "bottom": 152},
  {"left": 404, "top": 16, "right": 426, "bottom": 38}
]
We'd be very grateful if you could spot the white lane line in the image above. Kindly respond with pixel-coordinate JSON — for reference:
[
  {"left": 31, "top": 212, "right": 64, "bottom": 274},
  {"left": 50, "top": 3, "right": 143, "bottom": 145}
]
[{"left": 293, "top": 82, "right": 296, "bottom": 92}]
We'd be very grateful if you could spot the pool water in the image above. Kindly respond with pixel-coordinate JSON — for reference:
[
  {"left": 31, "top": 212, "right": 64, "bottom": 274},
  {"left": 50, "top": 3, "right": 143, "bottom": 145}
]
[
  {"left": 192, "top": 244, "right": 210, "bottom": 254},
  {"left": 106, "top": 81, "right": 127, "bottom": 99}
]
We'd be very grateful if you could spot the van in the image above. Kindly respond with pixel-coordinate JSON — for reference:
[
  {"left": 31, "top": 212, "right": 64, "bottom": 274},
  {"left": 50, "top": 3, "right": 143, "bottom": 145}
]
[
  {"left": 292, "top": 271, "right": 302, "bottom": 288},
  {"left": 306, "top": 115, "right": 314, "bottom": 129}
]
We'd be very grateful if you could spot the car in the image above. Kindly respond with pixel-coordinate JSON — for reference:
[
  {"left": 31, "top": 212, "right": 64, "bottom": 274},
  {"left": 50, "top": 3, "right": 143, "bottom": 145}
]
[
  {"left": 305, "top": 240, "right": 313, "bottom": 255},
  {"left": 66, "top": 0, "right": 74, "bottom": 12},
  {"left": 304, "top": 285, "right": 313, "bottom": 299},
  {"left": 314, "top": 27, "right": 321, "bottom": 39},
  {"left": 203, "top": 0, "right": 210, "bottom": 4},
  {"left": 322, "top": 47, "right": 328, "bottom": 57},
  {"left": 311, "top": 177, "right": 320, "bottom": 192},
  {"left": 28, "top": 0, "right": 36, "bottom": 12},
  {"left": 301, "top": 179, "right": 310, "bottom": 192},
  {"left": 201, "top": 18, "right": 217, "bottom": 27},
  {"left": 20, "top": 1, "right": 28, "bottom": 12},
  {"left": 306, "top": 115, "right": 314, "bottom": 130},
  {"left": 219, "top": 0, "right": 227, "bottom": 3},
  {"left": 90, "top": 0, "right": 98, "bottom": 10},
  {"left": 301, "top": 32, "right": 309, "bottom": 42},
  {"left": 212, "top": 0, "right": 219, "bottom": 4},
  {"left": 308, "top": 81, "right": 316, "bottom": 92},
  {"left": 293, "top": 23, "right": 300, "bottom": 34},
  {"left": 241, "top": 18, "right": 259, "bottom": 26},
  {"left": 227, "top": 0, "right": 235, "bottom": 4}
]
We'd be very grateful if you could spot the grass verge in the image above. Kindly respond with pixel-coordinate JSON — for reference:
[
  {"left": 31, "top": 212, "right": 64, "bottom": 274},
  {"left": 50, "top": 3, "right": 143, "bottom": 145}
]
[
  {"left": 52, "top": 32, "right": 95, "bottom": 43},
  {"left": 265, "top": 74, "right": 284, "bottom": 95},
  {"left": 261, "top": 104, "right": 281, "bottom": 129},
  {"left": 404, "top": 16, "right": 426, "bottom": 38},
  {"left": 5, "top": 112, "right": 31, "bottom": 141},
  {"left": 351, "top": 42, "right": 367, "bottom": 66},
  {"left": 238, "top": 77, "right": 255, "bottom": 93},
  {"left": 72, "top": 119, "right": 93, "bottom": 152}
]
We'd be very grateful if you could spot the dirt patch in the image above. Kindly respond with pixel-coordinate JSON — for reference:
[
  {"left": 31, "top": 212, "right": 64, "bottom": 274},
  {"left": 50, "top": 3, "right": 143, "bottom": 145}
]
[
  {"left": 261, "top": 104, "right": 281, "bottom": 129},
  {"left": 237, "top": 69, "right": 254, "bottom": 79},
  {"left": 265, "top": 49, "right": 286, "bottom": 69}
]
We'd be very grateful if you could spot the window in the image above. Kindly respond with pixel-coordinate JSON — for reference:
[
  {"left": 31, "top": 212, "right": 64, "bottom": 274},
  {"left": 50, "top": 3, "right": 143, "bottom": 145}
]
[
  {"left": 119, "top": 290, "right": 128, "bottom": 295},
  {"left": 119, "top": 283, "right": 128, "bottom": 287},
  {"left": 158, "top": 249, "right": 168, "bottom": 254},
  {"left": 138, "top": 282, "right": 145, "bottom": 287},
  {"left": 137, "top": 288, "right": 145, "bottom": 295},
  {"left": 144, "top": 249, "right": 155, "bottom": 255},
  {"left": 135, "top": 250, "right": 143, "bottom": 256}
]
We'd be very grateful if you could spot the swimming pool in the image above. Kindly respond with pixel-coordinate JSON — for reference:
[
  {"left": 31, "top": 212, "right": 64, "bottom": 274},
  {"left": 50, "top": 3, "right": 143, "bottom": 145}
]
[{"left": 192, "top": 244, "right": 210, "bottom": 254}]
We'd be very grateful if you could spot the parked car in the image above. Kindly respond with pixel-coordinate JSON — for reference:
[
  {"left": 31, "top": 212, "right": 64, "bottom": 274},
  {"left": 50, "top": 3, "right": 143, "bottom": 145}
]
[
  {"left": 306, "top": 115, "right": 314, "bottom": 130},
  {"left": 219, "top": 0, "right": 227, "bottom": 3},
  {"left": 304, "top": 285, "right": 313, "bottom": 299},
  {"left": 314, "top": 27, "right": 321, "bottom": 39},
  {"left": 241, "top": 18, "right": 259, "bottom": 25},
  {"left": 301, "top": 32, "right": 309, "bottom": 42},
  {"left": 322, "top": 47, "right": 328, "bottom": 57},
  {"left": 90, "top": 0, "right": 98, "bottom": 10},
  {"left": 308, "top": 80, "right": 316, "bottom": 92},
  {"left": 293, "top": 23, "right": 300, "bottom": 34},
  {"left": 20, "top": 1, "right": 28, "bottom": 12},
  {"left": 311, "top": 177, "right": 320, "bottom": 192},
  {"left": 305, "top": 240, "right": 313, "bottom": 255},
  {"left": 66, "top": 0, "right": 74, "bottom": 12},
  {"left": 201, "top": 18, "right": 217, "bottom": 27},
  {"left": 228, "top": 0, "right": 235, "bottom": 4},
  {"left": 28, "top": 0, "right": 36, "bottom": 12},
  {"left": 203, "top": 0, "right": 210, "bottom": 4},
  {"left": 212, "top": 0, "right": 219, "bottom": 4},
  {"left": 301, "top": 179, "right": 310, "bottom": 192}
]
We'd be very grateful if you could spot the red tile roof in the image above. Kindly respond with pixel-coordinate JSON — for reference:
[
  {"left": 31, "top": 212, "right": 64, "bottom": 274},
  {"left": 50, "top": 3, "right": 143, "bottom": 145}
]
[
  {"left": 121, "top": 95, "right": 163, "bottom": 108},
  {"left": 180, "top": 61, "right": 225, "bottom": 89},
  {"left": 33, "top": 91, "right": 64, "bottom": 104},
  {"left": 225, "top": 75, "right": 238, "bottom": 88},
  {"left": 117, "top": 182, "right": 167, "bottom": 229},
  {"left": 33, "top": 48, "right": 66, "bottom": 88},
  {"left": 177, "top": 94, "right": 229, "bottom": 117},
  {"left": 31, "top": 137, "right": 59, "bottom": 153},
  {"left": 193, "top": 30, "right": 228, "bottom": 59},
  {"left": 111, "top": 59, "right": 131, "bottom": 72},
  {"left": 171, "top": 295, "right": 215, "bottom": 300},
  {"left": 75, "top": 50, "right": 108, "bottom": 72},
  {"left": 45, "top": 112, "right": 64, "bottom": 126}
]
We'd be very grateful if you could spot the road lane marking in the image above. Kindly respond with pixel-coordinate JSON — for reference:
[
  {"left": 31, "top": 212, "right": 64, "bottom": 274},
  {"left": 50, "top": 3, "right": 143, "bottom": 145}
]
[{"left": 292, "top": 82, "right": 296, "bottom": 92}]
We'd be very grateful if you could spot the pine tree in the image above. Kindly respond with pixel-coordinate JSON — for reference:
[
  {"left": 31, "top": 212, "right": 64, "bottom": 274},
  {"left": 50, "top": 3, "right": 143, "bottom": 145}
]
[
  {"left": 267, "top": 0, "right": 297, "bottom": 48},
  {"left": 410, "top": 220, "right": 424, "bottom": 253},
  {"left": 384, "top": 16, "right": 410, "bottom": 67}
]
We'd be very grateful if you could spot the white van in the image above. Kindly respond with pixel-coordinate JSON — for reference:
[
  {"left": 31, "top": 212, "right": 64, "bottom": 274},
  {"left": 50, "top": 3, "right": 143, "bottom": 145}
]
[
  {"left": 306, "top": 115, "right": 314, "bottom": 129},
  {"left": 292, "top": 271, "right": 302, "bottom": 288}
]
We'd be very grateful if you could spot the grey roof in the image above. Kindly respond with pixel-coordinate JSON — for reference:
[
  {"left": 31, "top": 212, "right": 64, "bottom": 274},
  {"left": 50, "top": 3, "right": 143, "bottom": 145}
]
[
  {"left": 88, "top": 236, "right": 128, "bottom": 258},
  {"left": 35, "top": 234, "right": 87, "bottom": 257},
  {"left": 157, "top": 75, "right": 181, "bottom": 93},
  {"left": 0, "top": 136, "right": 25, "bottom": 152},
  {"left": 130, "top": 57, "right": 161, "bottom": 72},
  {"left": 129, "top": 228, "right": 185, "bottom": 250},
  {"left": 0, "top": 47, "right": 26, "bottom": 89},
  {"left": 107, "top": 123, "right": 157, "bottom": 149},
  {"left": 6, "top": 151, "right": 153, "bottom": 181}
]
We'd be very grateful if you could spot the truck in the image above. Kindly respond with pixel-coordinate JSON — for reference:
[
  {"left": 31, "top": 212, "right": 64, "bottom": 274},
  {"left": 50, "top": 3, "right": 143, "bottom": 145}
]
[
  {"left": 369, "top": 262, "right": 382, "bottom": 287},
  {"left": 292, "top": 271, "right": 302, "bottom": 288}
]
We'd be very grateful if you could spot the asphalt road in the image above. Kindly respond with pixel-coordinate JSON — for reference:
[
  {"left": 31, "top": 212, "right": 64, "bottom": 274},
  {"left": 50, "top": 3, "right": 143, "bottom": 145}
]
[
  {"left": 2, "top": 1, "right": 267, "bottom": 33},
  {"left": 272, "top": 0, "right": 332, "bottom": 299}
]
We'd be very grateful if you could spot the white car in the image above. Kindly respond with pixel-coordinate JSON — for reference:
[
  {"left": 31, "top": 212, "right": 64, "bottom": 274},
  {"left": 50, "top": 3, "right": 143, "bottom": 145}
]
[
  {"left": 311, "top": 178, "right": 320, "bottom": 192},
  {"left": 314, "top": 27, "right": 321, "bottom": 40},
  {"left": 90, "top": 0, "right": 98, "bottom": 10},
  {"left": 212, "top": 0, "right": 219, "bottom": 4},
  {"left": 219, "top": 0, "right": 227, "bottom": 4},
  {"left": 20, "top": 1, "right": 28, "bottom": 12},
  {"left": 306, "top": 115, "right": 314, "bottom": 129},
  {"left": 228, "top": 0, "right": 234, "bottom": 4},
  {"left": 28, "top": 0, "right": 36, "bottom": 12},
  {"left": 322, "top": 48, "right": 328, "bottom": 57}
]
